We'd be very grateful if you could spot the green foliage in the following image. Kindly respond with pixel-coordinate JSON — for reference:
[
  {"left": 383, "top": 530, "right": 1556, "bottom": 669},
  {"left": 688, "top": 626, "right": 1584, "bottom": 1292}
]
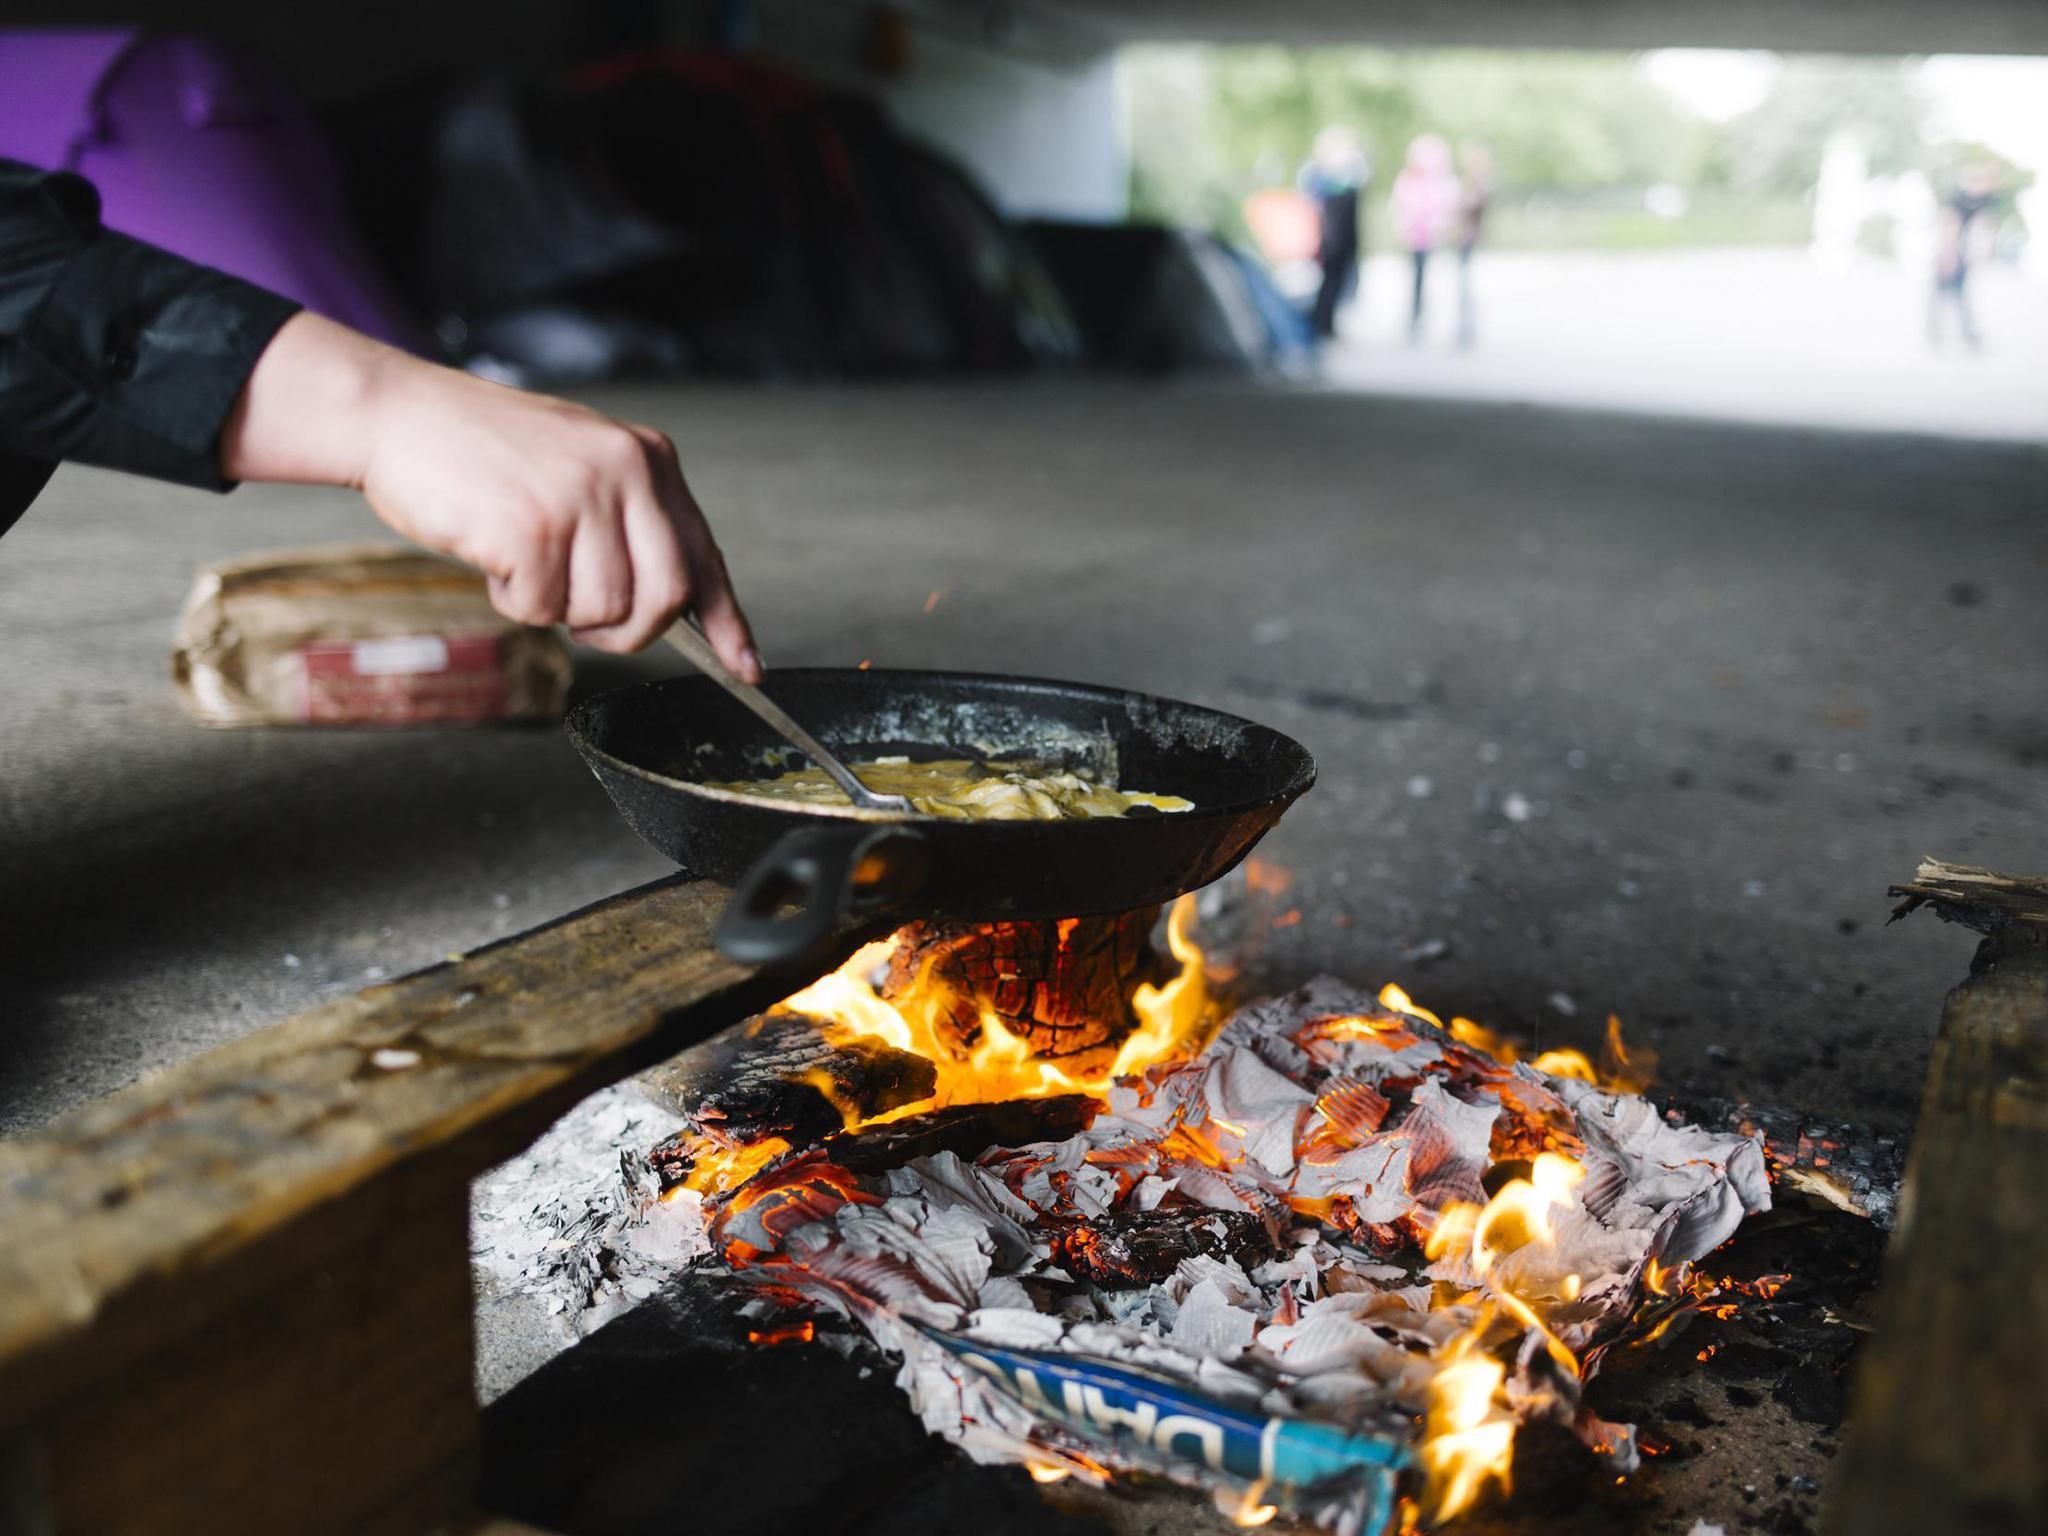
[
  {"left": 1486, "top": 193, "right": 1812, "bottom": 251},
  {"left": 1123, "top": 45, "right": 1981, "bottom": 252},
  {"left": 1715, "top": 56, "right": 1925, "bottom": 196},
  {"left": 1125, "top": 44, "right": 1705, "bottom": 242}
]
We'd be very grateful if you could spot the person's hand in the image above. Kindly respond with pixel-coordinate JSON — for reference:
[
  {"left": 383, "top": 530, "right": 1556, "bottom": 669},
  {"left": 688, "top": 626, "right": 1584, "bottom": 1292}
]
[{"left": 218, "top": 312, "right": 760, "bottom": 675}]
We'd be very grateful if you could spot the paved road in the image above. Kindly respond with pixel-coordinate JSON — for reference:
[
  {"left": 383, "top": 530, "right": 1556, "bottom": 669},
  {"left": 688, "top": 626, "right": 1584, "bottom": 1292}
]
[
  {"left": 1322, "top": 247, "right": 2048, "bottom": 440},
  {"left": 2, "top": 383, "right": 2043, "bottom": 1138}
]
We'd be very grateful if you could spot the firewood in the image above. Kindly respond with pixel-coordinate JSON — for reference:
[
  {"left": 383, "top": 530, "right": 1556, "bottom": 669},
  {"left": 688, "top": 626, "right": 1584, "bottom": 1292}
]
[
  {"left": 1832, "top": 862, "right": 2048, "bottom": 1536},
  {"left": 882, "top": 908, "right": 1164, "bottom": 1058},
  {"left": 1887, "top": 856, "right": 2048, "bottom": 933},
  {"left": 0, "top": 875, "right": 874, "bottom": 1536},
  {"left": 639, "top": 1009, "right": 938, "bottom": 1148},
  {"left": 823, "top": 1095, "right": 1101, "bottom": 1175}
]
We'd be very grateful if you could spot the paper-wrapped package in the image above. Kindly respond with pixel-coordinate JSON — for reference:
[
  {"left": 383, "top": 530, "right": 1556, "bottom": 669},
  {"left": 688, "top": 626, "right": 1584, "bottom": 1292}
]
[{"left": 171, "top": 544, "right": 572, "bottom": 727}]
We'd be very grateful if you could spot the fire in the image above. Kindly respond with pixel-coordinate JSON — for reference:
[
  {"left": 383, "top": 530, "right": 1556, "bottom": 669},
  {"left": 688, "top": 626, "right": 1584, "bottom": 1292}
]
[
  {"left": 1479, "top": 1154, "right": 1582, "bottom": 1270},
  {"left": 1598, "top": 1014, "right": 1655, "bottom": 1094},
  {"left": 1381, "top": 984, "right": 1654, "bottom": 1095},
  {"left": 1419, "top": 1330, "right": 1515, "bottom": 1519},
  {"left": 780, "top": 952, "right": 919, "bottom": 1055},
  {"left": 1418, "top": 1153, "right": 1592, "bottom": 1521},
  {"left": 1223, "top": 1480, "right": 1280, "bottom": 1527},
  {"left": 1116, "top": 896, "right": 1213, "bottom": 1076},
  {"left": 772, "top": 894, "right": 1215, "bottom": 1132},
  {"left": 687, "top": 912, "right": 1750, "bottom": 1529},
  {"left": 676, "top": 1133, "right": 792, "bottom": 1197}
]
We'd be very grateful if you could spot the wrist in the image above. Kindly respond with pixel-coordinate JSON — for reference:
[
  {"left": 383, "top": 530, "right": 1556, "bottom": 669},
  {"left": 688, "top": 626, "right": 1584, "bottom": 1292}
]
[{"left": 219, "top": 312, "right": 415, "bottom": 490}]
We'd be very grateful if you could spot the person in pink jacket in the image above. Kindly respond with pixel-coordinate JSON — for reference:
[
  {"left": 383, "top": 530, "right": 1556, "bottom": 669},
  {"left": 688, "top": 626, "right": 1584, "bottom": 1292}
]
[{"left": 1390, "top": 135, "right": 1460, "bottom": 344}]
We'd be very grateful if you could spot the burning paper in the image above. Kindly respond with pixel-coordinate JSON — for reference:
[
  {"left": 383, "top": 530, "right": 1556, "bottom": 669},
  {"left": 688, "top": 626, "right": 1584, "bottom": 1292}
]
[{"left": 684, "top": 969, "right": 1770, "bottom": 1532}]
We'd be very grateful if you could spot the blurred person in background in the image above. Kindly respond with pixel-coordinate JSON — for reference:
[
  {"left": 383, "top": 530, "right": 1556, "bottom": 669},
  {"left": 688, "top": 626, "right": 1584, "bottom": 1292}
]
[
  {"left": 1298, "top": 126, "right": 1370, "bottom": 340},
  {"left": 1453, "top": 144, "right": 1494, "bottom": 350},
  {"left": 1390, "top": 134, "right": 1459, "bottom": 344},
  {"left": 1928, "top": 160, "right": 2005, "bottom": 352}
]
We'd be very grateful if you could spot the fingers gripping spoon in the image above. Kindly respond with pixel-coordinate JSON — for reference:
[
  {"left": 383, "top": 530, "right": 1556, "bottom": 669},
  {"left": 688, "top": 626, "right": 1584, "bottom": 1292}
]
[{"left": 663, "top": 621, "right": 915, "bottom": 814}]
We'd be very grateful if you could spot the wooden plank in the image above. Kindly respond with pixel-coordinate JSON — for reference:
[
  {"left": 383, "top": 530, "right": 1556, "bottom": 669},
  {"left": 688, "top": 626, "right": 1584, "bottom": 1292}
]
[
  {"left": 1830, "top": 863, "right": 2048, "bottom": 1534},
  {"left": 0, "top": 875, "right": 869, "bottom": 1533},
  {"left": 23, "top": 1169, "right": 475, "bottom": 1536},
  {"left": 1888, "top": 856, "right": 2048, "bottom": 934}
]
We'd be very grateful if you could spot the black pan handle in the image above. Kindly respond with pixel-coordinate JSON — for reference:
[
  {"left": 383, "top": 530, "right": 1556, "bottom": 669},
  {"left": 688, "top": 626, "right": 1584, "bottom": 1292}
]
[{"left": 714, "top": 823, "right": 930, "bottom": 964}]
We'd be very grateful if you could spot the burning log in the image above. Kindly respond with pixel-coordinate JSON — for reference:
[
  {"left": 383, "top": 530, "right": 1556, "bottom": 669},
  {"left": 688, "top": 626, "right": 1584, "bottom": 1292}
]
[
  {"left": 1048, "top": 1207, "right": 1275, "bottom": 1287},
  {"left": 642, "top": 900, "right": 1204, "bottom": 1198},
  {"left": 825, "top": 1095, "right": 1100, "bottom": 1176},
  {"left": 883, "top": 908, "right": 1164, "bottom": 1059},
  {"left": 641, "top": 1011, "right": 938, "bottom": 1186},
  {"left": 641, "top": 1009, "right": 938, "bottom": 1134}
]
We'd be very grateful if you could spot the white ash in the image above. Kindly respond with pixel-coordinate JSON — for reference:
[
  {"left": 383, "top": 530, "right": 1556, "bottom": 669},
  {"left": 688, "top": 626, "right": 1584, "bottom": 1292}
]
[
  {"left": 470, "top": 1084, "right": 708, "bottom": 1339},
  {"left": 704, "top": 978, "right": 1770, "bottom": 1530}
]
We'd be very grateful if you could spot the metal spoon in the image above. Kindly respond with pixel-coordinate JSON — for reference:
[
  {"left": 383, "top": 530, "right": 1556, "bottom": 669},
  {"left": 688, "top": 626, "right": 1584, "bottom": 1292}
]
[{"left": 664, "top": 621, "right": 914, "bottom": 814}]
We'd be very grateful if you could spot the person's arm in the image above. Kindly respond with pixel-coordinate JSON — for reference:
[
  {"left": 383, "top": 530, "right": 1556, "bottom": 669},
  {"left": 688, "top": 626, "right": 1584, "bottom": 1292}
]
[
  {"left": 0, "top": 158, "right": 298, "bottom": 494},
  {"left": 0, "top": 159, "right": 757, "bottom": 670},
  {"left": 220, "top": 312, "right": 758, "bottom": 666}
]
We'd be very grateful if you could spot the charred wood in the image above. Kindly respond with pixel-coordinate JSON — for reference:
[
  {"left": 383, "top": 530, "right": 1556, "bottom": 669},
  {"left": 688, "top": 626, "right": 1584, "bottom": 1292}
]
[
  {"left": 1049, "top": 1207, "right": 1275, "bottom": 1287},
  {"left": 1665, "top": 1096, "right": 1904, "bottom": 1228},
  {"left": 639, "top": 1009, "right": 937, "bottom": 1157},
  {"left": 883, "top": 908, "right": 1164, "bottom": 1059},
  {"left": 825, "top": 1095, "right": 1101, "bottom": 1176},
  {"left": 1887, "top": 857, "right": 2048, "bottom": 935}
]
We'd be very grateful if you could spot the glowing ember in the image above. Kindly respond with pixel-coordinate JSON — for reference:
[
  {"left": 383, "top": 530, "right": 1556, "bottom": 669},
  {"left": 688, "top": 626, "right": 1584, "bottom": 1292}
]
[
  {"left": 1224, "top": 1480, "right": 1281, "bottom": 1527},
  {"left": 675, "top": 1133, "right": 792, "bottom": 1198}
]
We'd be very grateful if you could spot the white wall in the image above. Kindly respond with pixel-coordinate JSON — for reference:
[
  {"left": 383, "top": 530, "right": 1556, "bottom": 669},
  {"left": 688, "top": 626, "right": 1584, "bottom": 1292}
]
[
  {"left": 885, "top": 37, "right": 1126, "bottom": 221},
  {"left": 670, "top": 0, "right": 1129, "bottom": 221}
]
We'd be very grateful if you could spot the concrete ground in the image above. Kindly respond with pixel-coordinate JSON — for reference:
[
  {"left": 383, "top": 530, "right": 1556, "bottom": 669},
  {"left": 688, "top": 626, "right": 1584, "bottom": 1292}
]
[
  {"left": 3, "top": 381, "right": 2044, "bottom": 1147},
  {"left": 1322, "top": 248, "right": 2048, "bottom": 440}
]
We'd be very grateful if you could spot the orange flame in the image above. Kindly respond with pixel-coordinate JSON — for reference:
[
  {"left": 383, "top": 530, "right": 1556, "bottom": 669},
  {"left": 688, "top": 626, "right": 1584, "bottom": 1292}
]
[
  {"left": 1221, "top": 1480, "right": 1279, "bottom": 1527},
  {"left": 1419, "top": 1327, "right": 1515, "bottom": 1519},
  {"left": 770, "top": 895, "right": 1215, "bottom": 1135},
  {"left": 676, "top": 1134, "right": 794, "bottom": 1197},
  {"left": 1598, "top": 1013, "right": 1657, "bottom": 1094},
  {"left": 1418, "top": 1152, "right": 1592, "bottom": 1520},
  {"left": 1386, "top": 984, "right": 1652, "bottom": 1095}
]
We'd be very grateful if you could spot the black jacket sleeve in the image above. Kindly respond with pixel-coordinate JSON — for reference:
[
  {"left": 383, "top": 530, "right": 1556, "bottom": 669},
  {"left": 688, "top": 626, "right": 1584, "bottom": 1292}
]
[{"left": 1, "top": 157, "right": 301, "bottom": 534}]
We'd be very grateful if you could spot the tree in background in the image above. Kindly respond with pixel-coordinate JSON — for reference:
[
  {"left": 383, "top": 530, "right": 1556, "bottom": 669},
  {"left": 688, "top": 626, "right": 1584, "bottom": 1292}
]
[
  {"left": 1123, "top": 46, "right": 2017, "bottom": 254},
  {"left": 1128, "top": 46, "right": 1702, "bottom": 247},
  {"left": 1712, "top": 57, "right": 1927, "bottom": 198}
]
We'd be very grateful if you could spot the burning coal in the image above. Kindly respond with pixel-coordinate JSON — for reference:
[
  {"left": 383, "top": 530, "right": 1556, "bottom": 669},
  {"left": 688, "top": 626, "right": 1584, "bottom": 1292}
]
[{"left": 652, "top": 903, "right": 1771, "bottom": 1532}]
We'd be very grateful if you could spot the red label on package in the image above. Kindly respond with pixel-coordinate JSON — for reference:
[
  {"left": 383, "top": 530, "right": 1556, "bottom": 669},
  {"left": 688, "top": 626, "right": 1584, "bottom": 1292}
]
[{"left": 296, "top": 632, "right": 511, "bottom": 724}]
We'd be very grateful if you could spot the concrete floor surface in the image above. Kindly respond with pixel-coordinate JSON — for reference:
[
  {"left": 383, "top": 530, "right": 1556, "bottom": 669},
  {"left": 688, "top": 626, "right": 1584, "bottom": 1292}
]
[
  {"left": 2, "top": 382, "right": 2044, "bottom": 1140},
  {"left": 1323, "top": 248, "right": 2048, "bottom": 440}
]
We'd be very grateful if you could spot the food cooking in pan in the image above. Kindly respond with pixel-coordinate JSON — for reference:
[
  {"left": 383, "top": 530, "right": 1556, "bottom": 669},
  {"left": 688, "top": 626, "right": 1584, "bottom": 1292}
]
[{"left": 704, "top": 756, "right": 1193, "bottom": 820}]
